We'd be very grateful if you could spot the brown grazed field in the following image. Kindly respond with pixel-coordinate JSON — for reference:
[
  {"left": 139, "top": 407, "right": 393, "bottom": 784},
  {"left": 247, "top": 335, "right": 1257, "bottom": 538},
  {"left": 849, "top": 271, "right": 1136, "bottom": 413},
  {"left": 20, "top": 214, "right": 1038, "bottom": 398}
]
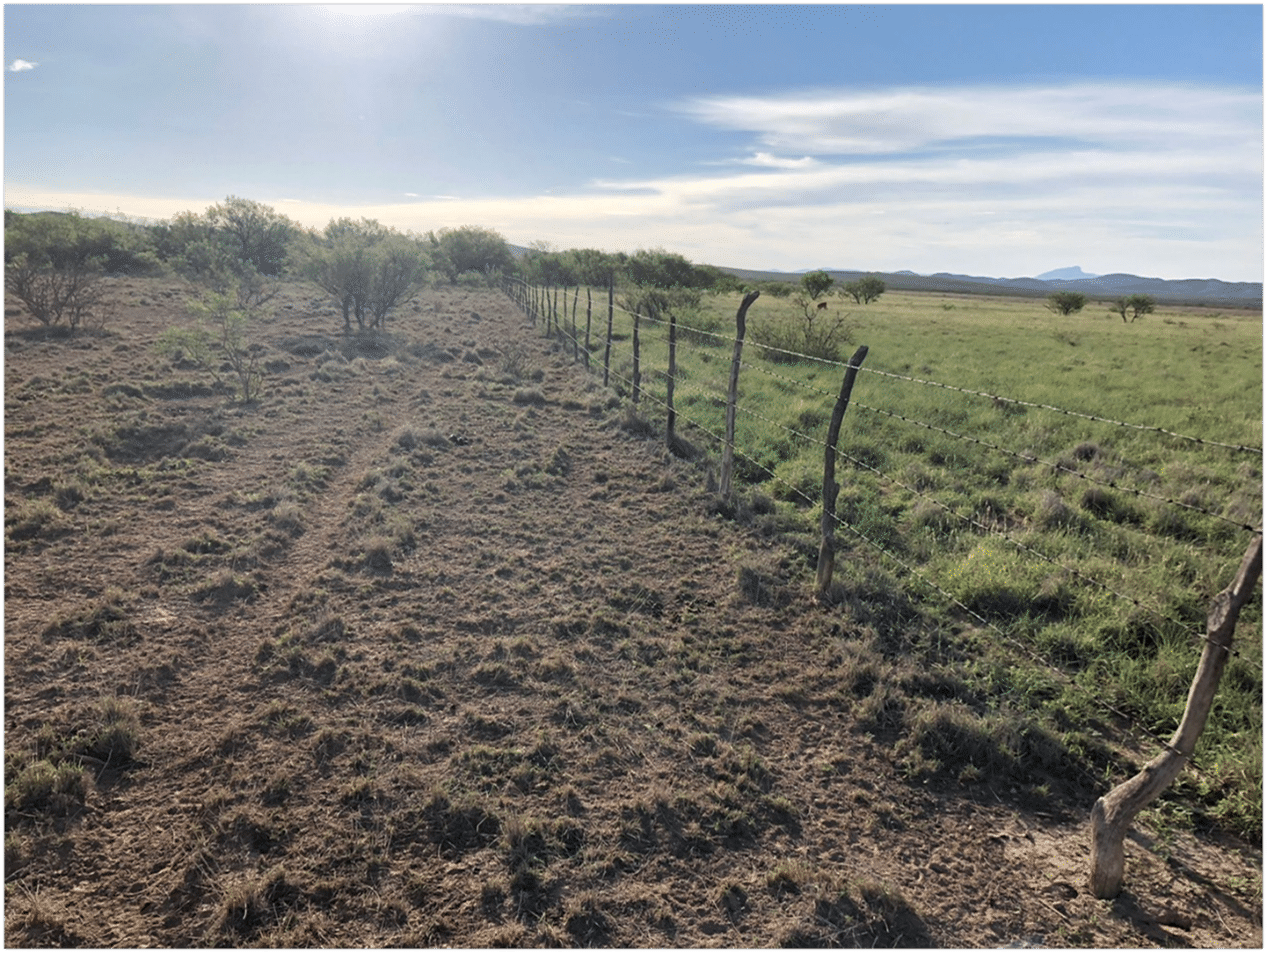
[{"left": 4, "top": 280, "right": 1261, "bottom": 946}]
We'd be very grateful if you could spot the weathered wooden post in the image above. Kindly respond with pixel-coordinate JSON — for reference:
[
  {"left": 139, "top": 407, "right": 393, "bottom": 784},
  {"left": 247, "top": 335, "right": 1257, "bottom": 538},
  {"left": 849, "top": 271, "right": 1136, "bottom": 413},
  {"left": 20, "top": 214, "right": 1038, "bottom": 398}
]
[
  {"left": 631, "top": 308, "right": 642, "bottom": 404},
  {"left": 665, "top": 304, "right": 677, "bottom": 448},
  {"left": 720, "top": 290, "right": 761, "bottom": 499},
  {"left": 584, "top": 287, "right": 593, "bottom": 370},
  {"left": 571, "top": 287, "right": 580, "bottom": 361},
  {"left": 815, "top": 345, "right": 870, "bottom": 600},
  {"left": 1088, "top": 531, "right": 1262, "bottom": 899},
  {"left": 604, "top": 277, "right": 614, "bottom": 388}
]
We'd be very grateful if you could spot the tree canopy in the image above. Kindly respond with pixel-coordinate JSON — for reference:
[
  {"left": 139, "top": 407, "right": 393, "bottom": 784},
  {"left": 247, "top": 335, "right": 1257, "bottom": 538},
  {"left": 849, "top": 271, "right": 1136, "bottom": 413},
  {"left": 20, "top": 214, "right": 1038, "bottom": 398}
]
[
  {"left": 844, "top": 275, "right": 886, "bottom": 304},
  {"left": 1046, "top": 291, "right": 1088, "bottom": 315}
]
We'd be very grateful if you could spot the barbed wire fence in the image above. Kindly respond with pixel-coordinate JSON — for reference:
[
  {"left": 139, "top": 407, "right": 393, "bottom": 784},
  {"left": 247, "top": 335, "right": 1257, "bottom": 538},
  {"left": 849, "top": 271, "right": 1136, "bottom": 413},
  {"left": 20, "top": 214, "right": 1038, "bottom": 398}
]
[{"left": 501, "top": 276, "right": 1263, "bottom": 804}]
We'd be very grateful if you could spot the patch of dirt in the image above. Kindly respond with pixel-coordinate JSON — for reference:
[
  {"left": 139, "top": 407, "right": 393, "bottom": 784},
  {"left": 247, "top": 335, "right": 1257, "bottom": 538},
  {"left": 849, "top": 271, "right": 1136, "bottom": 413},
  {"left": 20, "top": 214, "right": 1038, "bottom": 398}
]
[{"left": 4, "top": 280, "right": 1261, "bottom": 947}]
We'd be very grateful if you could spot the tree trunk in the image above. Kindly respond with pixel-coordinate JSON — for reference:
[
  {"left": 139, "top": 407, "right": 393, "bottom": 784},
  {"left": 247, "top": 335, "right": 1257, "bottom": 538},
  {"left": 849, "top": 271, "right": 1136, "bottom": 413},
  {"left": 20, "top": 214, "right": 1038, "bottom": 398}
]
[{"left": 1089, "top": 532, "right": 1262, "bottom": 899}]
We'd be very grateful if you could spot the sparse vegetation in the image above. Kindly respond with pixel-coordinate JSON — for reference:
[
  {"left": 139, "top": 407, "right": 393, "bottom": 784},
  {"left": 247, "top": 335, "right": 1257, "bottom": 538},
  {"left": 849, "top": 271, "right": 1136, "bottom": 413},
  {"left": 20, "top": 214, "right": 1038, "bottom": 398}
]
[{"left": 3, "top": 273, "right": 1259, "bottom": 948}]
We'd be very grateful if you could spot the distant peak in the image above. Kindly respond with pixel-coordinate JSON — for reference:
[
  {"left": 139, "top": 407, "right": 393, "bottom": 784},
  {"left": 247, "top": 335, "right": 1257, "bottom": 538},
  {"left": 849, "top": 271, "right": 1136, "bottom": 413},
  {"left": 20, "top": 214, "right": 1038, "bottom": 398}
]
[{"left": 1035, "top": 265, "right": 1100, "bottom": 281}]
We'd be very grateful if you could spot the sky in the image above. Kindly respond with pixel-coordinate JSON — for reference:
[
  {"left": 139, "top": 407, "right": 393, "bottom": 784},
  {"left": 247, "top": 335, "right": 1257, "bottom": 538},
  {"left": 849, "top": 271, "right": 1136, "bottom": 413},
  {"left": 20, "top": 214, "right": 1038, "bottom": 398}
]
[{"left": 4, "top": 3, "right": 1263, "bottom": 282}]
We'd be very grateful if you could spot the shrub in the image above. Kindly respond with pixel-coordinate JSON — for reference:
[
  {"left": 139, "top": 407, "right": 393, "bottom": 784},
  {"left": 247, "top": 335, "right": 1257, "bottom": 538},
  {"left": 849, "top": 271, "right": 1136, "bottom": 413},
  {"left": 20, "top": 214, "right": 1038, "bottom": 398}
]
[
  {"left": 5, "top": 211, "right": 159, "bottom": 330},
  {"left": 752, "top": 310, "right": 852, "bottom": 364},
  {"left": 156, "top": 291, "right": 266, "bottom": 402}
]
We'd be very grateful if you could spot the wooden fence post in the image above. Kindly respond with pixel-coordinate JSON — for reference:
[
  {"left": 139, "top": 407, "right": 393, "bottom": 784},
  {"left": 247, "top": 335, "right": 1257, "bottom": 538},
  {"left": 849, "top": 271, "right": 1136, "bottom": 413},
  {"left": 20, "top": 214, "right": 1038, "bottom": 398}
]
[
  {"left": 815, "top": 345, "right": 870, "bottom": 600},
  {"left": 665, "top": 304, "right": 677, "bottom": 448},
  {"left": 584, "top": 287, "right": 593, "bottom": 370},
  {"left": 632, "top": 309, "right": 642, "bottom": 404},
  {"left": 571, "top": 287, "right": 580, "bottom": 361},
  {"left": 1088, "top": 531, "right": 1263, "bottom": 899},
  {"left": 604, "top": 277, "right": 614, "bottom": 388},
  {"left": 721, "top": 290, "right": 761, "bottom": 499}
]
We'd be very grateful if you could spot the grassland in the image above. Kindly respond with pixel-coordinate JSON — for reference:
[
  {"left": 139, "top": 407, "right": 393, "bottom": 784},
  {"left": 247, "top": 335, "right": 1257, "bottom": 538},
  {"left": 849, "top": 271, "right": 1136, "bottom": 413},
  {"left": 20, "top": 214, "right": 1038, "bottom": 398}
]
[
  {"left": 583, "top": 287, "right": 1263, "bottom": 838},
  {"left": 4, "top": 277, "right": 1261, "bottom": 947}
]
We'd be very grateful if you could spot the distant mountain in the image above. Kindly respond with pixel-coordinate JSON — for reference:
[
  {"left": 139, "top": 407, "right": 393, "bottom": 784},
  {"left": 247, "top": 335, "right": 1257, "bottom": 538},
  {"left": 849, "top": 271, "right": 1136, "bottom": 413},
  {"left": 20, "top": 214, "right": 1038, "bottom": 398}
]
[
  {"left": 1036, "top": 266, "right": 1099, "bottom": 281},
  {"left": 504, "top": 244, "right": 1259, "bottom": 307},
  {"left": 715, "top": 265, "right": 1261, "bottom": 308}
]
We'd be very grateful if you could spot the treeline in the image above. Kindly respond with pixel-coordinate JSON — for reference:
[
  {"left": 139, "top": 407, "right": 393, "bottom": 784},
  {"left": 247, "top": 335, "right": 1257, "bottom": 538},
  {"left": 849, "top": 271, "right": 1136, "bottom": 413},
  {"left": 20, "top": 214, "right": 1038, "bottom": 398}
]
[{"left": 3, "top": 196, "right": 773, "bottom": 333}]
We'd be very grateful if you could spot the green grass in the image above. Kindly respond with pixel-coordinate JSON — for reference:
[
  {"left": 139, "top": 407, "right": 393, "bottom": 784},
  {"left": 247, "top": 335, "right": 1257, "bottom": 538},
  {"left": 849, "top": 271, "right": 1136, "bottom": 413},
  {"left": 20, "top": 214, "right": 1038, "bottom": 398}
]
[{"left": 547, "top": 286, "right": 1263, "bottom": 836}]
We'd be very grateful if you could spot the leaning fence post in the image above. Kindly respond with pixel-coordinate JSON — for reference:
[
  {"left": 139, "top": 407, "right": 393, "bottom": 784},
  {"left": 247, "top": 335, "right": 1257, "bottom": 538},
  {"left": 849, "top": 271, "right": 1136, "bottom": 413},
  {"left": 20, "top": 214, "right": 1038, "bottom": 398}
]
[
  {"left": 721, "top": 290, "right": 761, "bottom": 499},
  {"left": 584, "top": 287, "right": 593, "bottom": 370},
  {"left": 604, "top": 277, "right": 614, "bottom": 388},
  {"left": 815, "top": 345, "right": 870, "bottom": 600},
  {"left": 665, "top": 305, "right": 677, "bottom": 448},
  {"left": 631, "top": 308, "right": 642, "bottom": 404},
  {"left": 1088, "top": 531, "right": 1262, "bottom": 899}
]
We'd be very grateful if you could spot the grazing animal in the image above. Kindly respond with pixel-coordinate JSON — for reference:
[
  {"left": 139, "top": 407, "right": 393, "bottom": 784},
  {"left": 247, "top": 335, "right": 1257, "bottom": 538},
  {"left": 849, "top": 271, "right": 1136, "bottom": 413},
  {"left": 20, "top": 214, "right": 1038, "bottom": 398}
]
[{"left": 816, "top": 301, "right": 829, "bottom": 311}]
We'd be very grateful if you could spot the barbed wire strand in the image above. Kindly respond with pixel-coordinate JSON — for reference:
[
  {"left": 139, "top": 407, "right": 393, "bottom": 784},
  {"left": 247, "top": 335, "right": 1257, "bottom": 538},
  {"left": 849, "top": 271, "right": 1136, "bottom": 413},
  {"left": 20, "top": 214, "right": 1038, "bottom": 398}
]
[
  {"left": 601, "top": 339, "right": 1248, "bottom": 664},
  {"left": 722, "top": 389, "right": 1245, "bottom": 662},
  {"left": 593, "top": 301, "right": 1262, "bottom": 542},
  {"left": 601, "top": 364, "right": 1206, "bottom": 780},
  {"left": 728, "top": 352, "right": 1259, "bottom": 533},
  {"left": 527, "top": 287, "right": 1237, "bottom": 772},
  {"left": 579, "top": 290, "right": 1262, "bottom": 455}
]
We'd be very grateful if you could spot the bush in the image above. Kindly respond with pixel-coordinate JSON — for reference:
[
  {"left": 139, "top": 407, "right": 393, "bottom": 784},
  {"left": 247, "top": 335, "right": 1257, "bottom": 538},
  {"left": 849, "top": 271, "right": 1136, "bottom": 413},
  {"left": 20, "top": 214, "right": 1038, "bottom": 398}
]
[
  {"left": 752, "top": 311, "right": 852, "bottom": 364},
  {"left": 3, "top": 211, "right": 143, "bottom": 330},
  {"left": 6, "top": 209, "right": 158, "bottom": 276},
  {"left": 155, "top": 291, "right": 266, "bottom": 402},
  {"left": 676, "top": 309, "right": 728, "bottom": 346}
]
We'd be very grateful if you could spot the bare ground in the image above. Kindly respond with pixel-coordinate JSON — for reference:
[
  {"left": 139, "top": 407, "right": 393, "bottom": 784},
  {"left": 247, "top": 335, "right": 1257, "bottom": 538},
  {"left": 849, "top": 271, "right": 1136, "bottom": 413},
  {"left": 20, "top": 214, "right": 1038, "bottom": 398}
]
[{"left": 4, "top": 280, "right": 1261, "bottom": 947}]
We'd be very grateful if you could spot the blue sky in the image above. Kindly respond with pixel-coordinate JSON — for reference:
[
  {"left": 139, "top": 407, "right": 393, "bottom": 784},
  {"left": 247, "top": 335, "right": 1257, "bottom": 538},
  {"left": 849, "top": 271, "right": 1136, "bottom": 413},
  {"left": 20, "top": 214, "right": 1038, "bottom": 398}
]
[{"left": 5, "top": 4, "right": 1263, "bottom": 281}]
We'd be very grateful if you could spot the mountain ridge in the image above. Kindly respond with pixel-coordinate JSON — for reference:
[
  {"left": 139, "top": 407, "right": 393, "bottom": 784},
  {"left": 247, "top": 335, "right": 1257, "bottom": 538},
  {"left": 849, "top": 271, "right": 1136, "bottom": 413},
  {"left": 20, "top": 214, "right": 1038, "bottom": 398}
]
[{"left": 718, "top": 266, "right": 1261, "bottom": 307}]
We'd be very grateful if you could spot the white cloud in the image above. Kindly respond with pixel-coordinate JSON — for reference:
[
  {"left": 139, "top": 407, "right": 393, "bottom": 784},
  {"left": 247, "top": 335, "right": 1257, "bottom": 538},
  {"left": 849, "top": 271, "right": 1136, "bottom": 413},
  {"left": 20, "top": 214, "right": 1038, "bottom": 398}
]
[
  {"left": 8, "top": 59, "right": 38, "bottom": 72},
  {"left": 414, "top": 4, "right": 589, "bottom": 26},
  {"left": 736, "top": 153, "right": 819, "bottom": 170},
  {"left": 677, "top": 82, "right": 1260, "bottom": 158},
  {"left": 6, "top": 80, "right": 1260, "bottom": 281}
]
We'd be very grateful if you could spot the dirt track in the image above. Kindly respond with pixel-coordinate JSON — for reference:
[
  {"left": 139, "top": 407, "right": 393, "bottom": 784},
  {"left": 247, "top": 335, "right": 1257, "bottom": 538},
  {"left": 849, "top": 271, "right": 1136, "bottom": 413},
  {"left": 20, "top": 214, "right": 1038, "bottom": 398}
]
[{"left": 4, "top": 282, "right": 1261, "bottom": 946}]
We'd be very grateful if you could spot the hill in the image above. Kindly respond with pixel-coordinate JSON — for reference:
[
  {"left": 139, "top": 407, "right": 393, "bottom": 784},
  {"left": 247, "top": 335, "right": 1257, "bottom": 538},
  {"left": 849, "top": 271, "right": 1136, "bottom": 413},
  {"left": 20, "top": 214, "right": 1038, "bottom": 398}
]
[{"left": 717, "top": 266, "right": 1261, "bottom": 308}]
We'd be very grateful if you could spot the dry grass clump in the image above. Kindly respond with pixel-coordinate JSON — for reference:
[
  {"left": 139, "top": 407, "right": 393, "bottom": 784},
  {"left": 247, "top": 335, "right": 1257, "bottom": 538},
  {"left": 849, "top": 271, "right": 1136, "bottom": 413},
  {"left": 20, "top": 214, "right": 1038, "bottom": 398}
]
[
  {"left": 394, "top": 424, "right": 449, "bottom": 451},
  {"left": 269, "top": 498, "right": 305, "bottom": 535},
  {"left": 5, "top": 759, "right": 89, "bottom": 814},
  {"left": 513, "top": 385, "right": 546, "bottom": 406},
  {"left": 42, "top": 589, "right": 137, "bottom": 645},
  {"left": 6, "top": 497, "right": 71, "bottom": 542}
]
